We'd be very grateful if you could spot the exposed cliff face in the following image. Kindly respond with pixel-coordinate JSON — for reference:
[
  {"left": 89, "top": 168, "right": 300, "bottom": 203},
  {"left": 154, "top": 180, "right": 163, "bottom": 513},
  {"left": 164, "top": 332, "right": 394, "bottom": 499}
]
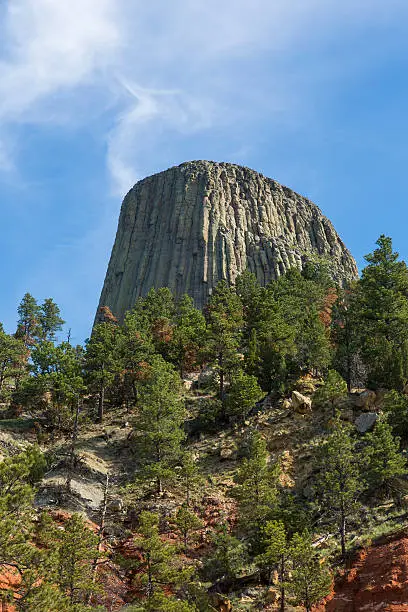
[{"left": 98, "top": 160, "right": 357, "bottom": 321}]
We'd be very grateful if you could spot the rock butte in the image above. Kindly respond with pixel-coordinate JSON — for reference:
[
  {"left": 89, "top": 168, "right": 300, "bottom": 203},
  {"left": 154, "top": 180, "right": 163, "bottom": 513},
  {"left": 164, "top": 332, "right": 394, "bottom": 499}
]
[{"left": 97, "top": 160, "right": 358, "bottom": 321}]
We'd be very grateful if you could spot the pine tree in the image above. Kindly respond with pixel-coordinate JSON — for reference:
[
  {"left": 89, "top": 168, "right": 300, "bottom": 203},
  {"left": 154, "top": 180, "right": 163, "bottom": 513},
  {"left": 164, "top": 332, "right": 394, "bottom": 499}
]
[
  {"left": 256, "top": 520, "right": 289, "bottom": 612},
  {"left": 353, "top": 235, "right": 408, "bottom": 389},
  {"left": 313, "top": 369, "right": 347, "bottom": 415},
  {"left": 0, "top": 328, "right": 27, "bottom": 401},
  {"left": 16, "top": 293, "right": 41, "bottom": 348},
  {"left": 56, "top": 514, "right": 100, "bottom": 605},
  {"left": 130, "top": 512, "right": 191, "bottom": 603},
  {"left": 205, "top": 281, "right": 243, "bottom": 412},
  {"left": 169, "top": 294, "right": 207, "bottom": 377},
  {"left": 363, "top": 419, "right": 407, "bottom": 498},
  {"left": 177, "top": 452, "right": 203, "bottom": 506},
  {"left": 332, "top": 286, "right": 364, "bottom": 392},
  {"left": 313, "top": 421, "right": 363, "bottom": 562},
  {"left": 232, "top": 431, "right": 279, "bottom": 550},
  {"left": 289, "top": 531, "right": 332, "bottom": 612},
  {"left": 38, "top": 298, "right": 65, "bottom": 342},
  {"left": 202, "top": 525, "right": 247, "bottom": 583},
  {"left": 133, "top": 358, "right": 185, "bottom": 494},
  {"left": 85, "top": 321, "right": 119, "bottom": 423},
  {"left": 226, "top": 369, "right": 263, "bottom": 423},
  {"left": 174, "top": 505, "right": 202, "bottom": 553},
  {"left": 383, "top": 390, "right": 408, "bottom": 440},
  {"left": 20, "top": 341, "right": 85, "bottom": 432}
]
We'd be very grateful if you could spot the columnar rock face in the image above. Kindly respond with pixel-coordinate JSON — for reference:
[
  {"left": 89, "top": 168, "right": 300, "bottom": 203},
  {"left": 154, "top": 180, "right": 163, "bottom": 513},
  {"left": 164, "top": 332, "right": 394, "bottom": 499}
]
[{"left": 97, "top": 160, "right": 358, "bottom": 321}]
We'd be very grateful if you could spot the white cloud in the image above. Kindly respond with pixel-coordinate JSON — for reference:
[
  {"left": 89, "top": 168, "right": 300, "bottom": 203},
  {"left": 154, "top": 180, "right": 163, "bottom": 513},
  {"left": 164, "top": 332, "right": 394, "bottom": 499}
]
[
  {"left": 0, "top": 0, "right": 120, "bottom": 121},
  {"left": 0, "top": 0, "right": 407, "bottom": 193}
]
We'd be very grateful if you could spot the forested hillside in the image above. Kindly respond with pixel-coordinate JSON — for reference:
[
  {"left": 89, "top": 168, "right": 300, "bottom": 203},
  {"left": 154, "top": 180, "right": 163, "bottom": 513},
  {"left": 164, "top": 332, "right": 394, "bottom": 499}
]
[{"left": 1, "top": 235, "right": 408, "bottom": 611}]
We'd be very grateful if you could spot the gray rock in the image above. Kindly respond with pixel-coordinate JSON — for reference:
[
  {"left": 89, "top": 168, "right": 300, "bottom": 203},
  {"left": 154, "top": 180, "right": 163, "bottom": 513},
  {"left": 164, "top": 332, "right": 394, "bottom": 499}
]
[
  {"left": 96, "top": 161, "right": 358, "bottom": 321},
  {"left": 355, "top": 412, "right": 378, "bottom": 433}
]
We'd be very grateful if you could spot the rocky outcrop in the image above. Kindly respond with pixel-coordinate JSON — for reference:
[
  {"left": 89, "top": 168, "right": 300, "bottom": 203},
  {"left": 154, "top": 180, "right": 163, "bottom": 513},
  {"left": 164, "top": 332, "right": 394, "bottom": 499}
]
[{"left": 97, "top": 160, "right": 358, "bottom": 321}]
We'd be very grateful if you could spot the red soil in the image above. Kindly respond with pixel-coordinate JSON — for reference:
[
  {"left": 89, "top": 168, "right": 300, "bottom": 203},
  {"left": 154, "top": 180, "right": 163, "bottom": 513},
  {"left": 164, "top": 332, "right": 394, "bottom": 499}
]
[{"left": 316, "top": 529, "right": 408, "bottom": 611}]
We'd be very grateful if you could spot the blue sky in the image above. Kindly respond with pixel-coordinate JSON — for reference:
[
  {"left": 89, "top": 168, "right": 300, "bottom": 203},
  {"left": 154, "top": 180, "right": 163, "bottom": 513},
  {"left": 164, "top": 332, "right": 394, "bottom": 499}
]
[{"left": 1, "top": 1, "right": 408, "bottom": 343}]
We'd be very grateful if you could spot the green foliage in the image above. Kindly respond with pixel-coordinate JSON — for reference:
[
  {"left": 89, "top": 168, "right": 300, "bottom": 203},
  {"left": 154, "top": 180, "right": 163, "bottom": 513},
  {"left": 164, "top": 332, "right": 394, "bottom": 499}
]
[
  {"left": 85, "top": 321, "right": 119, "bottom": 422},
  {"left": 313, "top": 421, "right": 363, "bottom": 561},
  {"left": 205, "top": 281, "right": 244, "bottom": 407},
  {"left": 232, "top": 431, "right": 280, "bottom": 549},
  {"left": 169, "top": 294, "right": 207, "bottom": 376},
  {"left": 313, "top": 369, "right": 347, "bottom": 414},
  {"left": 17, "top": 341, "right": 85, "bottom": 432},
  {"left": 133, "top": 357, "right": 186, "bottom": 494},
  {"left": 38, "top": 298, "right": 65, "bottom": 342},
  {"left": 363, "top": 420, "right": 407, "bottom": 498},
  {"left": 226, "top": 369, "right": 263, "bottom": 423},
  {"left": 129, "top": 511, "right": 192, "bottom": 602},
  {"left": 353, "top": 235, "right": 408, "bottom": 389},
  {"left": 0, "top": 328, "right": 27, "bottom": 400},
  {"left": 256, "top": 520, "right": 288, "bottom": 604},
  {"left": 174, "top": 505, "right": 202, "bottom": 552},
  {"left": 202, "top": 526, "right": 247, "bottom": 582},
  {"left": 16, "top": 293, "right": 41, "bottom": 347},
  {"left": 289, "top": 531, "right": 332, "bottom": 612},
  {"left": 56, "top": 513, "right": 100, "bottom": 605},
  {"left": 383, "top": 390, "right": 408, "bottom": 439},
  {"left": 176, "top": 452, "right": 203, "bottom": 506}
]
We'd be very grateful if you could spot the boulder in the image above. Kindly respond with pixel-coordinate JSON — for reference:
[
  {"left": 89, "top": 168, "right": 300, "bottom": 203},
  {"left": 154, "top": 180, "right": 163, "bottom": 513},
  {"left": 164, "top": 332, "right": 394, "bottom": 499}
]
[
  {"left": 355, "top": 412, "right": 378, "bottom": 433},
  {"left": 354, "top": 390, "right": 376, "bottom": 410},
  {"left": 108, "top": 498, "right": 124, "bottom": 513},
  {"left": 291, "top": 391, "right": 312, "bottom": 413},
  {"left": 219, "top": 442, "right": 238, "bottom": 461}
]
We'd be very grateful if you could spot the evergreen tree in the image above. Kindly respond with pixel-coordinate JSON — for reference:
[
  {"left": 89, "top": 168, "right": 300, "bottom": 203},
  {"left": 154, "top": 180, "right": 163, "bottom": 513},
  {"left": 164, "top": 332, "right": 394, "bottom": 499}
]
[
  {"left": 313, "top": 422, "right": 363, "bottom": 562},
  {"left": 38, "top": 298, "right": 65, "bottom": 342},
  {"left": 353, "top": 235, "right": 408, "bottom": 389},
  {"left": 256, "top": 520, "right": 289, "bottom": 612},
  {"left": 133, "top": 358, "right": 185, "bottom": 494},
  {"left": 129, "top": 512, "right": 191, "bottom": 603},
  {"left": 129, "top": 288, "right": 175, "bottom": 358},
  {"left": 363, "top": 420, "right": 407, "bottom": 498},
  {"left": 383, "top": 390, "right": 408, "bottom": 440},
  {"left": 0, "top": 328, "right": 27, "bottom": 400},
  {"left": 177, "top": 452, "right": 203, "bottom": 506},
  {"left": 202, "top": 525, "right": 247, "bottom": 583},
  {"left": 85, "top": 321, "right": 119, "bottom": 423},
  {"left": 16, "top": 293, "right": 41, "bottom": 348},
  {"left": 19, "top": 341, "right": 85, "bottom": 432},
  {"left": 174, "top": 505, "right": 202, "bottom": 553},
  {"left": 205, "top": 281, "right": 243, "bottom": 412},
  {"left": 117, "top": 311, "right": 153, "bottom": 409},
  {"left": 289, "top": 531, "right": 332, "bottom": 612},
  {"left": 232, "top": 431, "right": 279, "bottom": 549},
  {"left": 332, "top": 286, "right": 364, "bottom": 392},
  {"left": 313, "top": 369, "right": 347, "bottom": 415},
  {"left": 56, "top": 514, "right": 100, "bottom": 605},
  {"left": 226, "top": 369, "right": 263, "bottom": 423},
  {"left": 169, "top": 295, "right": 207, "bottom": 377}
]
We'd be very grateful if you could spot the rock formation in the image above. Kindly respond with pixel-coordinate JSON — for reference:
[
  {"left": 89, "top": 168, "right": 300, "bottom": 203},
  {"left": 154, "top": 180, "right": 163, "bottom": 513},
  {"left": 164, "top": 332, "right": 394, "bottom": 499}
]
[{"left": 97, "top": 160, "right": 358, "bottom": 321}]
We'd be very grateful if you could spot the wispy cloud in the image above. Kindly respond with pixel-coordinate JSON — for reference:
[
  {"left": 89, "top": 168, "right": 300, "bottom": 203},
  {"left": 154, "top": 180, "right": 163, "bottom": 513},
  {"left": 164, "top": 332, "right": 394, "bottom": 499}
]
[{"left": 1, "top": 0, "right": 408, "bottom": 193}]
